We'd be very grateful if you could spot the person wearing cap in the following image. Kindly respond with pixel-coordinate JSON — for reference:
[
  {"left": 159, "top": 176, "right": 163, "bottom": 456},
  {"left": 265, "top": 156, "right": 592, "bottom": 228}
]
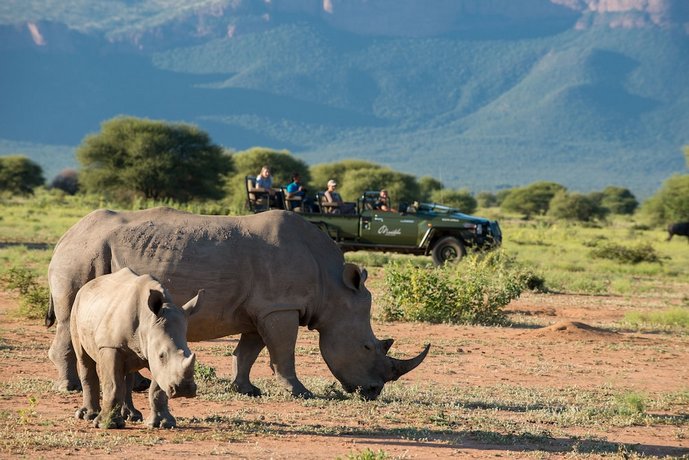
[{"left": 323, "top": 179, "right": 355, "bottom": 214}]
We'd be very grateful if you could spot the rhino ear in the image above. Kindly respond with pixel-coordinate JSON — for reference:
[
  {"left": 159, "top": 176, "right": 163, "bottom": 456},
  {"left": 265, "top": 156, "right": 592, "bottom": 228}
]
[
  {"left": 181, "top": 289, "right": 204, "bottom": 317},
  {"left": 342, "top": 263, "right": 367, "bottom": 292},
  {"left": 148, "top": 290, "right": 165, "bottom": 316}
]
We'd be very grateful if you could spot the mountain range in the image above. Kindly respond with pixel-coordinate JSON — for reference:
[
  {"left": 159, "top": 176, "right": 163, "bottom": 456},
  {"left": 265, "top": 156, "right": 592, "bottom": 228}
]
[{"left": 1, "top": 0, "right": 688, "bottom": 198}]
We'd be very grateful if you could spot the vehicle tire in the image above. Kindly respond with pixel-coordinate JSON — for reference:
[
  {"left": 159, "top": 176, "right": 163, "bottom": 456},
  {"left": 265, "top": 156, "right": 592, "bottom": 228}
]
[{"left": 431, "top": 236, "right": 466, "bottom": 266}]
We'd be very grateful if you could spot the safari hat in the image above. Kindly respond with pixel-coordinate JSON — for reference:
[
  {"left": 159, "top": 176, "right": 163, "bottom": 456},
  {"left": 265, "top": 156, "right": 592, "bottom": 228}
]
[{"left": 327, "top": 179, "right": 337, "bottom": 187}]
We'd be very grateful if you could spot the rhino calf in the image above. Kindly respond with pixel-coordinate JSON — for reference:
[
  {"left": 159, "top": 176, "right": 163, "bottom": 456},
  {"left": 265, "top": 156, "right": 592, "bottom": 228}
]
[
  {"left": 667, "top": 222, "right": 689, "bottom": 241},
  {"left": 70, "top": 268, "right": 203, "bottom": 429}
]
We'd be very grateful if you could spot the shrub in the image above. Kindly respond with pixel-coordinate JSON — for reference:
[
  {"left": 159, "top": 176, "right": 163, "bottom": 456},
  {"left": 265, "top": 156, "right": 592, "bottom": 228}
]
[
  {"left": 600, "top": 186, "right": 638, "bottom": 215},
  {"left": 589, "top": 242, "right": 661, "bottom": 264},
  {"left": 50, "top": 169, "right": 79, "bottom": 195},
  {"left": 548, "top": 190, "right": 608, "bottom": 222},
  {"left": 476, "top": 191, "right": 498, "bottom": 208},
  {"left": 0, "top": 155, "right": 45, "bottom": 195},
  {"left": 430, "top": 188, "right": 477, "bottom": 214},
  {"left": 1, "top": 266, "right": 49, "bottom": 319},
  {"left": 381, "top": 251, "right": 539, "bottom": 325},
  {"left": 500, "top": 181, "right": 566, "bottom": 218},
  {"left": 640, "top": 174, "right": 689, "bottom": 224}
]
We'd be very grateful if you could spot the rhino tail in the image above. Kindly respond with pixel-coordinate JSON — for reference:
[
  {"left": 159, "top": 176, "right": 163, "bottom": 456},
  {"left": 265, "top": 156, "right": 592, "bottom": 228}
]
[{"left": 45, "top": 294, "right": 56, "bottom": 328}]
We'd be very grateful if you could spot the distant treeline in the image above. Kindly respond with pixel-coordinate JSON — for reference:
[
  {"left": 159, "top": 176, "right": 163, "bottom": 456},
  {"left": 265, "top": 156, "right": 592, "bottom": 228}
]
[{"left": 2, "top": 117, "right": 688, "bottom": 225}]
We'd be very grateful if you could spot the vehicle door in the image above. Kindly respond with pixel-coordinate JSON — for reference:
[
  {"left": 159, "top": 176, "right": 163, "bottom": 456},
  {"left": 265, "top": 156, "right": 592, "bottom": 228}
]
[{"left": 359, "top": 210, "right": 420, "bottom": 246}]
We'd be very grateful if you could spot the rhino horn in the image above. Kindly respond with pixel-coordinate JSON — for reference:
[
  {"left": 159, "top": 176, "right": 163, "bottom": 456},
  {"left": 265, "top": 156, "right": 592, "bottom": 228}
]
[
  {"left": 183, "top": 353, "right": 196, "bottom": 376},
  {"left": 380, "top": 338, "right": 394, "bottom": 354},
  {"left": 386, "top": 344, "right": 431, "bottom": 382}
]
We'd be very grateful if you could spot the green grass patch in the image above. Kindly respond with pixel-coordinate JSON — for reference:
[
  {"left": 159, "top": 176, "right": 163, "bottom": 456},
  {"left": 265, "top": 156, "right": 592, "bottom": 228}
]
[
  {"left": 623, "top": 308, "right": 689, "bottom": 330},
  {"left": 590, "top": 241, "right": 662, "bottom": 264}
]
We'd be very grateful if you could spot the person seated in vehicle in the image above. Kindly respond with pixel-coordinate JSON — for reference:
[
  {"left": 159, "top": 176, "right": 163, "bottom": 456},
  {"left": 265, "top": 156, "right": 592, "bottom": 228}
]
[
  {"left": 250, "top": 165, "right": 277, "bottom": 208},
  {"left": 323, "top": 179, "right": 355, "bottom": 214},
  {"left": 375, "top": 189, "right": 396, "bottom": 212},
  {"left": 285, "top": 172, "right": 314, "bottom": 211},
  {"left": 255, "top": 165, "right": 273, "bottom": 191}
]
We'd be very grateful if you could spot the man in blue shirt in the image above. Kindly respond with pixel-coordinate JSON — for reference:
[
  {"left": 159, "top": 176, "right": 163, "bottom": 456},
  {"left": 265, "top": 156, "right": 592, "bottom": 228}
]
[{"left": 285, "top": 172, "right": 314, "bottom": 211}]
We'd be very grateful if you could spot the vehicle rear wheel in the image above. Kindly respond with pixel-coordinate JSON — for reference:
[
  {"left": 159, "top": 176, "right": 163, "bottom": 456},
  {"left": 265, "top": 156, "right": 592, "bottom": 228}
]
[{"left": 431, "top": 236, "right": 466, "bottom": 266}]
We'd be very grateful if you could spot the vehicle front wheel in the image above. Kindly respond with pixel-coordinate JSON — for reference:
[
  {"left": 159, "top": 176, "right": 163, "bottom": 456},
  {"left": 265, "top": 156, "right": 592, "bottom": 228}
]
[{"left": 431, "top": 236, "right": 466, "bottom": 266}]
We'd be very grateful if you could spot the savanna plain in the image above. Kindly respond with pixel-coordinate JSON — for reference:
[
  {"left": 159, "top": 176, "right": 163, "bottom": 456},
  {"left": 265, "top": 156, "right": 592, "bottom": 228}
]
[{"left": 1, "top": 194, "right": 688, "bottom": 459}]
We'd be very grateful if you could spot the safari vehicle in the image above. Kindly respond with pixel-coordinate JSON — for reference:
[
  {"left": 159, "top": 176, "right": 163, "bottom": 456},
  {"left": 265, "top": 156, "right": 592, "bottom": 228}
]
[{"left": 246, "top": 180, "right": 501, "bottom": 265}]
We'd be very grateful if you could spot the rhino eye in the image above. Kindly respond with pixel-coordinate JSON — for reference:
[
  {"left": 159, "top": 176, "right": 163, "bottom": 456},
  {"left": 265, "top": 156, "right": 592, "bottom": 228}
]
[{"left": 363, "top": 344, "right": 372, "bottom": 351}]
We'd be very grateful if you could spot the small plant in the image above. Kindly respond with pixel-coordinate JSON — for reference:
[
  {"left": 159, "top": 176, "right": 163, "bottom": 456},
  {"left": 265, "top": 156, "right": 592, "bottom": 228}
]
[
  {"left": 195, "top": 361, "right": 218, "bottom": 382},
  {"left": 17, "top": 396, "right": 38, "bottom": 425},
  {"left": 340, "top": 448, "right": 390, "bottom": 460},
  {"left": 589, "top": 242, "right": 661, "bottom": 264},
  {"left": 1, "top": 266, "right": 49, "bottom": 320},
  {"left": 615, "top": 392, "right": 646, "bottom": 416}
]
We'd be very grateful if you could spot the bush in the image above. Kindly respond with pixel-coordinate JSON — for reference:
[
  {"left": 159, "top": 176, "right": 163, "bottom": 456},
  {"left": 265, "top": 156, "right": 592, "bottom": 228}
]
[
  {"left": 640, "top": 174, "right": 689, "bottom": 225},
  {"left": 430, "top": 188, "right": 477, "bottom": 214},
  {"left": 599, "top": 186, "right": 638, "bottom": 215},
  {"left": 381, "top": 251, "right": 539, "bottom": 325},
  {"left": 548, "top": 191, "right": 608, "bottom": 222},
  {"left": 589, "top": 242, "right": 661, "bottom": 264},
  {"left": 500, "top": 181, "right": 566, "bottom": 218},
  {"left": 476, "top": 191, "right": 498, "bottom": 208},
  {"left": 1, "top": 266, "right": 49, "bottom": 320},
  {"left": 0, "top": 155, "right": 45, "bottom": 195},
  {"left": 50, "top": 169, "right": 79, "bottom": 195}
]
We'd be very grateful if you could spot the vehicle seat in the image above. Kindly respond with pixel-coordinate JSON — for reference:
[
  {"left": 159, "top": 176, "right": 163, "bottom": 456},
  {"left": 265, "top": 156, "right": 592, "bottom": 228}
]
[
  {"left": 246, "top": 176, "right": 267, "bottom": 212},
  {"left": 282, "top": 187, "right": 303, "bottom": 212}
]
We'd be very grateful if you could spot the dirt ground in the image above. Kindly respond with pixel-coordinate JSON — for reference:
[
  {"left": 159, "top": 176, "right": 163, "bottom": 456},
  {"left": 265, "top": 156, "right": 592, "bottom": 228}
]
[{"left": 1, "top": 287, "right": 688, "bottom": 459}]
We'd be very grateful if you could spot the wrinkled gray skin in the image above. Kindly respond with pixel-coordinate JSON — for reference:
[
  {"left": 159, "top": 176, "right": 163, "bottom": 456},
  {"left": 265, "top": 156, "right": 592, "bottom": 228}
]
[
  {"left": 71, "top": 267, "right": 202, "bottom": 429},
  {"left": 48, "top": 208, "right": 429, "bottom": 402}
]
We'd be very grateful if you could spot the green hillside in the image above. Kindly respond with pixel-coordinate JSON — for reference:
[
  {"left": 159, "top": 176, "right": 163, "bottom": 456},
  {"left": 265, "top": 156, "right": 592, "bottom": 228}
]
[{"left": 1, "top": 3, "right": 688, "bottom": 197}]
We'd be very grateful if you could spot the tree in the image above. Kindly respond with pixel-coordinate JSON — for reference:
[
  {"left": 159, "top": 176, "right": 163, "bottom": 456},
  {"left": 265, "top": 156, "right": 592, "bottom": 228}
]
[
  {"left": 310, "top": 159, "right": 383, "bottom": 193},
  {"left": 548, "top": 191, "right": 608, "bottom": 222},
  {"left": 599, "top": 186, "right": 638, "bottom": 215},
  {"left": 0, "top": 155, "right": 45, "bottom": 195},
  {"left": 430, "top": 188, "right": 477, "bottom": 214},
  {"left": 336, "top": 167, "right": 420, "bottom": 205},
  {"left": 76, "top": 116, "right": 232, "bottom": 202},
  {"left": 640, "top": 174, "right": 689, "bottom": 224},
  {"left": 476, "top": 191, "right": 498, "bottom": 208},
  {"left": 50, "top": 169, "right": 79, "bottom": 195},
  {"left": 228, "top": 147, "right": 310, "bottom": 211},
  {"left": 310, "top": 160, "right": 420, "bottom": 205},
  {"left": 418, "top": 176, "right": 444, "bottom": 201},
  {"left": 500, "top": 181, "right": 566, "bottom": 218}
]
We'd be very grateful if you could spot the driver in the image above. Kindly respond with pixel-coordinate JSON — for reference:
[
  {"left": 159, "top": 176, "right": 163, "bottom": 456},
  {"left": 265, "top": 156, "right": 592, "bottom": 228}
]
[{"left": 375, "top": 189, "right": 396, "bottom": 212}]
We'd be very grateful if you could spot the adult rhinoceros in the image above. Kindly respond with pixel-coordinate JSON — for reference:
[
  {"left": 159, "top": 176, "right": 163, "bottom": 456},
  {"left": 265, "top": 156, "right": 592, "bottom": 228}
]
[{"left": 47, "top": 207, "right": 429, "bottom": 400}]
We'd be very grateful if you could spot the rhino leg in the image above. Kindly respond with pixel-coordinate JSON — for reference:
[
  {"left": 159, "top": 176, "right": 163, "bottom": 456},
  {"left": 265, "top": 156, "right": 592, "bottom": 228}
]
[
  {"left": 259, "top": 310, "right": 313, "bottom": 399},
  {"left": 231, "top": 332, "right": 266, "bottom": 397},
  {"left": 74, "top": 348, "right": 100, "bottom": 421},
  {"left": 121, "top": 373, "right": 143, "bottom": 422},
  {"left": 146, "top": 379, "right": 176, "bottom": 429},
  {"left": 48, "top": 301, "right": 80, "bottom": 392},
  {"left": 93, "top": 348, "right": 126, "bottom": 429}
]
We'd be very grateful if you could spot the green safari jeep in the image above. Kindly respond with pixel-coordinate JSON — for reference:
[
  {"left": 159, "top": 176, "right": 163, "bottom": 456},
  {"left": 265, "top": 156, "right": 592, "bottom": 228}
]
[
  {"left": 247, "top": 183, "right": 501, "bottom": 265},
  {"left": 305, "top": 191, "right": 501, "bottom": 265}
]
